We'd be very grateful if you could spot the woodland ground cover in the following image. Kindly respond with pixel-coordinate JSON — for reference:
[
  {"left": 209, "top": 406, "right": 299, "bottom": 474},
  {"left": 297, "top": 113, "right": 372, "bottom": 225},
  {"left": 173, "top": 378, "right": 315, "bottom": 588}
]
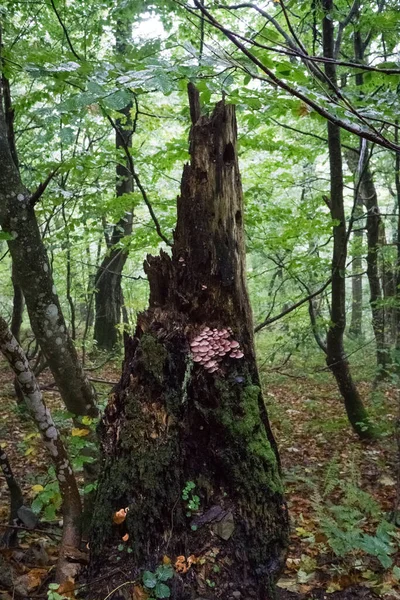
[{"left": 0, "top": 345, "right": 399, "bottom": 599}]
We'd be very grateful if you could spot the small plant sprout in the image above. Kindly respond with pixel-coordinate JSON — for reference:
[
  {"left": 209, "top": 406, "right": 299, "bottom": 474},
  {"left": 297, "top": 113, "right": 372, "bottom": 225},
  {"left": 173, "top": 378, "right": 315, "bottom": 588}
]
[
  {"left": 142, "top": 564, "right": 174, "bottom": 599},
  {"left": 182, "top": 481, "right": 200, "bottom": 515}
]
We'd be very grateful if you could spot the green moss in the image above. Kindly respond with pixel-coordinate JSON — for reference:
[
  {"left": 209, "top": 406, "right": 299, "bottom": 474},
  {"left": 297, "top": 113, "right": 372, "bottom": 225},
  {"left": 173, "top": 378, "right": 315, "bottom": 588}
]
[
  {"left": 140, "top": 334, "right": 167, "bottom": 382},
  {"left": 215, "top": 377, "right": 283, "bottom": 495}
]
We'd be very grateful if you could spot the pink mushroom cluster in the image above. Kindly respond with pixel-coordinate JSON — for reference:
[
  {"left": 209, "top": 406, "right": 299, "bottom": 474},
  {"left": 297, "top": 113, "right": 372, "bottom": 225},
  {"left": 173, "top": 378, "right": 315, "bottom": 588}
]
[{"left": 190, "top": 327, "right": 244, "bottom": 373}]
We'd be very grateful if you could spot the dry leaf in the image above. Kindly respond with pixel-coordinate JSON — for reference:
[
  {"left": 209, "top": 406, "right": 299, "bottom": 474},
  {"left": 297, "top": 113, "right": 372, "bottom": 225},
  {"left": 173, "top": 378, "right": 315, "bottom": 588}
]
[
  {"left": 71, "top": 428, "right": 90, "bottom": 437},
  {"left": 58, "top": 577, "right": 75, "bottom": 598},
  {"left": 132, "top": 584, "right": 149, "bottom": 600}
]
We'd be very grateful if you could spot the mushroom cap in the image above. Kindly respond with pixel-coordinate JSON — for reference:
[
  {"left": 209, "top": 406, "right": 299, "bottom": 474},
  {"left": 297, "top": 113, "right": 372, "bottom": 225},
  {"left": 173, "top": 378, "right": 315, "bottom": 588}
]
[
  {"left": 204, "top": 360, "right": 217, "bottom": 368},
  {"left": 235, "top": 351, "right": 244, "bottom": 358},
  {"left": 193, "top": 355, "right": 203, "bottom": 362},
  {"left": 230, "top": 340, "right": 240, "bottom": 349}
]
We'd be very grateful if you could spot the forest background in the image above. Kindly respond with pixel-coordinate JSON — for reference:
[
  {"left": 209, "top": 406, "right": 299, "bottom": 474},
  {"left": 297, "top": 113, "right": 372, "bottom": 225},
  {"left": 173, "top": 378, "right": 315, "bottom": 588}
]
[{"left": 0, "top": 0, "right": 400, "bottom": 598}]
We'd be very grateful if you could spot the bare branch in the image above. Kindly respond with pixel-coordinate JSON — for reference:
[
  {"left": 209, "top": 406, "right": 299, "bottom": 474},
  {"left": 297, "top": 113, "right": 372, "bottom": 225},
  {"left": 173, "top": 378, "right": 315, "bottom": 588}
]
[
  {"left": 189, "top": 0, "right": 400, "bottom": 152},
  {"left": 254, "top": 278, "right": 332, "bottom": 332},
  {"left": 103, "top": 109, "right": 173, "bottom": 246},
  {"left": 30, "top": 165, "right": 61, "bottom": 206},
  {"left": 49, "top": 0, "right": 81, "bottom": 62}
]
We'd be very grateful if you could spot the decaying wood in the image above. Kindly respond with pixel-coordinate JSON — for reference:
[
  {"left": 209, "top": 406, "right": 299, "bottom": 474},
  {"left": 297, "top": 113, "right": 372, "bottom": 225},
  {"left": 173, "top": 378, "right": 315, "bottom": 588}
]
[{"left": 88, "top": 90, "right": 288, "bottom": 599}]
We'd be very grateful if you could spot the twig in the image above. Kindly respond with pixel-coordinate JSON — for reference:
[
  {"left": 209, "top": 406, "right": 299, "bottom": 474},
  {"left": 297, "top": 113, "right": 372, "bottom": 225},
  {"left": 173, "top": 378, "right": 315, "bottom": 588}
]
[
  {"left": 103, "top": 109, "right": 172, "bottom": 246},
  {"left": 30, "top": 166, "right": 62, "bottom": 206},
  {"left": 49, "top": 0, "right": 81, "bottom": 61},
  {"left": 255, "top": 278, "right": 332, "bottom": 332}
]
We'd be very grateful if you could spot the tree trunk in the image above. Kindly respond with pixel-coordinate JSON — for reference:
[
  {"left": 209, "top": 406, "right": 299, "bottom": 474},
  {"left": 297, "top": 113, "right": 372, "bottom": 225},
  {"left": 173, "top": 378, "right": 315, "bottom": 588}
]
[
  {"left": 394, "top": 125, "right": 400, "bottom": 368},
  {"left": 0, "top": 316, "right": 82, "bottom": 583},
  {"left": 94, "top": 17, "right": 134, "bottom": 351},
  {"left": 94, "top": 218, "right": 132, "bottom": 351},
  {"left": 0, "top": 447, "right": 24, "bottom": 547},
  {"left": 349, "top": 195, "right": 363, "bottom": 339},
  {"left": 360, "top": 155, "right": 389, "bottom": 377},
  {"left": 88, "top": 89, "right": 289, "bottom": 600},
  {"left": 0, "top": 76, "right": 97, "bottom": 418},
  {"left": 322, "top": 0, "right": 375, "bottom": 439}
]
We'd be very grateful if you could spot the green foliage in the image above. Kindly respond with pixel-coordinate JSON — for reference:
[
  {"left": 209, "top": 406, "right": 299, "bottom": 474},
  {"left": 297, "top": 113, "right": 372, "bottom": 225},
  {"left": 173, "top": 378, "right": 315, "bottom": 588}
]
[
  {"left": 31, "top": 481, "right": 61, "bottom": 521},
  {"left": 182, "top": 480, "right": 200, "bottom": 515},
  {"left": 143, "top": 565, "right": 173, "bottom": 599},
  {"left": 47, "top": 584, "right": 67, "bottom": 600}
]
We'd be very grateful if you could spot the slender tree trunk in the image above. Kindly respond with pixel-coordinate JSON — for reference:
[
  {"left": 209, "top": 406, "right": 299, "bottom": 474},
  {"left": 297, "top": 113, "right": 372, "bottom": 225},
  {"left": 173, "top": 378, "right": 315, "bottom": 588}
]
[
  {"left": 349, "top": 194, "right": 363, "bottom": 338},
  {"left": 94, "top": 17, "right": 134, "bottom": 351},
  {"left": 11, "top": 263, "right": 24, "bottom": 341},
  {"left": 360, "top": 156, "right": 388, "bottom": 377},
  {"left": 322, "top": 0, "right": 375, "bottom": 439},
  {"left": 0, "top": 316, "right": 82, "bottom": 583},
  {"left": 88, "top": 89, "right": 289, "bottom": 600},
  {"left": 0, "top": 78, "right": 97, "bottom": 418},
  {"left": 0, "top": 447, "right": 24, "bottom": 547},
  {"left": 394, "top": 125, "right": 400, "bottom": 366}
]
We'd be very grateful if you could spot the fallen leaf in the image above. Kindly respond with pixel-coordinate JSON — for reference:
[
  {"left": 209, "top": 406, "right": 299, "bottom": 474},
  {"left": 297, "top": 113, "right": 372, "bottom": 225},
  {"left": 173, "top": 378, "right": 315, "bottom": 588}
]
[
  {"left": 132, "top": 584, "right": 149, "bottom": 600},
  {"left": 71, "top": 428, "right": 90, "bottom": 437},
  {"left": 58, "top": 577, "right": 75, "bottom": 598},
  {"left": 379, "top": 475, "right": 395, "bottom": 486},
  {"left": 32, "top": 484, "right": 44, "bottom": 494}
]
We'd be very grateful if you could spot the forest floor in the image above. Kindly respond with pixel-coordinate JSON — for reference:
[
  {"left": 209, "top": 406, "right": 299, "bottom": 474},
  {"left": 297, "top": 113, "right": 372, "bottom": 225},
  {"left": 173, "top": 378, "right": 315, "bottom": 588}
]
[{"left": 0, "top": 357, "right": 399, "bottom": 599}]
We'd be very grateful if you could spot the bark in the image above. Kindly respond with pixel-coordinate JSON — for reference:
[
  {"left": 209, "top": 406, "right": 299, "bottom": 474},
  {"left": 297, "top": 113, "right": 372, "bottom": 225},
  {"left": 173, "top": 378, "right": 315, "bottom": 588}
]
[
  {"left": 345, "top": 145, "right": 389, "bottom": 374},
  {"left": 322, "top": 0, "right": 375, "bottom": 439},
  {"left": 93, "top": 214, "right": 132, "bottom": 350},
  {"left": 352, "top": 26, "right": 390, "bottom": 373},
  {"left": 0, "top": 447, "right": 24, "bottom": 547},
  {"left": 88, "top": 90, "right": 289, "bottom": 600},
  {"left": 395, "top": 125, "right": 400, "bottom": 366},
  {"left": 94, "top": 17, "right": 134, "bottom": 351},
  {"left": 11, "top": 263, "right": 24, "bottom": 342},
  {"left": 0, "top": 83, "right": 97, "bottom": 418},
  {"left": 11, "top": 263, "right": 26, "bottom": 405},
  {"left": 0, "top": 316, "right": 82, "bottom": 583},
  {"left": 360, "top": 155, "right": 389, "bottom": 377},
  {"left": 348, "top": 194, "right": 363, "bottom": 338}
]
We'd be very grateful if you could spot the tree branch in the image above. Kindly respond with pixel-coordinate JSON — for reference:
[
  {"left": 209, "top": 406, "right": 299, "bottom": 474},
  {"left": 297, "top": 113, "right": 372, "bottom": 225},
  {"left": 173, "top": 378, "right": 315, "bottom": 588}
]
[
  {"left": 103, "top": 109, "right": 172, "bottom": 246},
  {"left": 254, "top": 278, "right": 332, "bottom": 332},
  {"left": 49, "top": 0, "right": 81, "bottom": 62},
  {"left": 189, "top": 0, "right": 400, "bottom": 152},
  {"left": 30, "top": 166, "right": 61, "bottom": 206}
]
